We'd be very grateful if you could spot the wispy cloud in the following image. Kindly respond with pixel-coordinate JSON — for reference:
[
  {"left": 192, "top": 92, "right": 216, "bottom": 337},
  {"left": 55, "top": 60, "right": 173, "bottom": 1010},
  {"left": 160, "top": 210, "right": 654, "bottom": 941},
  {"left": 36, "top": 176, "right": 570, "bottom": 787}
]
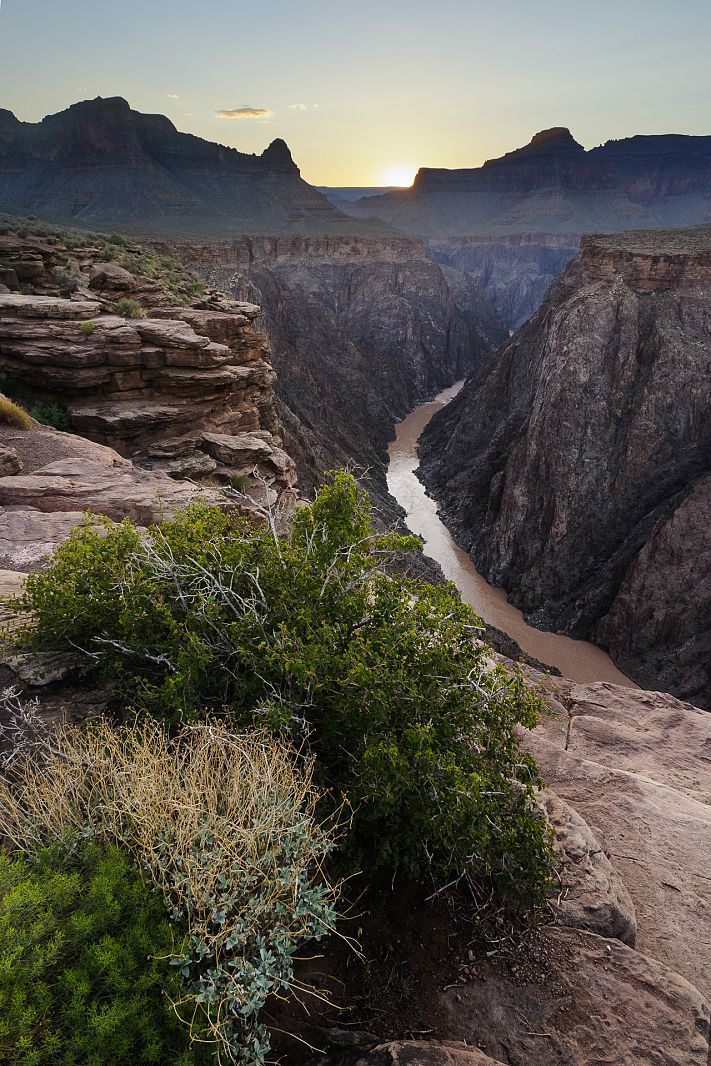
[
  {"left": 165, "top": 93, "right": 180, "bottom": 100},
  {"left": 216, "top": 106, "right": 273, "bottom": 120},
  {"left": 289, "top": 103, "right": 307, "bottom": 110}
]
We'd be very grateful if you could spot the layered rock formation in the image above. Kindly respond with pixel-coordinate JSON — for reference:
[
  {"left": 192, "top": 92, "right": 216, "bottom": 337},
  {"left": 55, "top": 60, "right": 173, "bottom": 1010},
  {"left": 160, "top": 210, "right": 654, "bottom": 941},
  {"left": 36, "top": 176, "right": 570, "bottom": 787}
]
[
  {"left": 0, "top": 97, "right": 391, "bottom": 236},
  {"left": 419, "top": 226, "right": 711, "bottom": 705},
  {"left": 346, "top": 128, "right": 711, "bottom": 238},
  {"left": 0, "top": 420, "right": 235, "bottom": 572},
  {"left": 0, "top": 292, "right": 297, "bottom": 516},
  {"left": 321, "top": 127, "right": 711, "bottom": 325},
  {"left": 426, "top": 234, "right": 579, "bottom": 328},
  {"left": 181, "top": 239, "right": 507, "bottom": 500}
]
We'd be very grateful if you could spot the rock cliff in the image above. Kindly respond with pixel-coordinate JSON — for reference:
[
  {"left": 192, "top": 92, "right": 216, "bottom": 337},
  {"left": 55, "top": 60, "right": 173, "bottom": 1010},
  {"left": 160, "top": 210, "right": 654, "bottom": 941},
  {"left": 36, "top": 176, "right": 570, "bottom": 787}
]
[
  {"left": 0, "top": 97, "right": 392, "bottom": 236},
  {"left": 419, "top": 226, "right": 711, "bottom": 706}
]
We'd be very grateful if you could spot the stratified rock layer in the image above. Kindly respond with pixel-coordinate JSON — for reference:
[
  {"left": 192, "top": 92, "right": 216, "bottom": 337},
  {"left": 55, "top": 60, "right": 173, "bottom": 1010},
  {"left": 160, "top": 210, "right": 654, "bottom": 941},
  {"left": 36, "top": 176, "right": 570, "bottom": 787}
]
[
  {"left": 0, "top": 293, "right": 297, "bottom": 517},
  {"left": 420, "top": 227, "right": 711, "bottom": 705}
]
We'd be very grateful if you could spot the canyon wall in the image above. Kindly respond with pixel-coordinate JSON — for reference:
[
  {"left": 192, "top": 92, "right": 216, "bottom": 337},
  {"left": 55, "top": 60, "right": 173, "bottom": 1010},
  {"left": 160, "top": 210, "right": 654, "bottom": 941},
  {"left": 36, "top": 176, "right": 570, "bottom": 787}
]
[
  {"left": 419, "top": 226, "right": 711, "bottom": 707},
  {"left": 179, "top": 241, "right": 507, "bottom": 500}
]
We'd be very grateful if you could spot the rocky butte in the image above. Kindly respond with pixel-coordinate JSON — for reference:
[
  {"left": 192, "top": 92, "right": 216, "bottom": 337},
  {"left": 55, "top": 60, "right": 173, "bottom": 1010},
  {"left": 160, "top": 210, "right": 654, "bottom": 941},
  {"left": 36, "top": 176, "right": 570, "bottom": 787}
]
[{"left": 419, "top": 224, "right": 711, "bottom": 708}]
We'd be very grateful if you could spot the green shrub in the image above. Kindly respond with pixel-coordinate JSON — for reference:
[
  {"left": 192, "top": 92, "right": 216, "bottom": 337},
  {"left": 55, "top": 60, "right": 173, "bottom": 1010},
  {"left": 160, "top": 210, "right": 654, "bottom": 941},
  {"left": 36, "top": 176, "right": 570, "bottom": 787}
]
[
  {"left": 0, "top": 717, "right": 339, "bottom": 1066},
  {"left": 54, "top": 270, "right": 80, "bottom": 292},
  {"left": 0, "top": 839, "right": 193, "bottom": 1065},
  {"left": 16, "top": 473, "right": 552, "bottom": 905},
  {"left": 0, "top": 395, "right": 32, "bottom": 429},
  {"left": 28, "top": 401, "right": 73, "bottom": 433},
  {"left": 79, "top": 320, "right": 97, "bottom": 335},
  {"left": 115, "top": 297, "right": 145, "bottom": 319}
]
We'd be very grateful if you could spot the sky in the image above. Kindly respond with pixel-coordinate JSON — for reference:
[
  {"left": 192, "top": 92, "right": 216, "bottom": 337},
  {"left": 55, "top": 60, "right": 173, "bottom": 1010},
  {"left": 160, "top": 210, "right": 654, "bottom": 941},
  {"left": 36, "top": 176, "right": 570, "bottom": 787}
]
[{"left": 0, "top": 0, "right": 710, "bottom": 186}]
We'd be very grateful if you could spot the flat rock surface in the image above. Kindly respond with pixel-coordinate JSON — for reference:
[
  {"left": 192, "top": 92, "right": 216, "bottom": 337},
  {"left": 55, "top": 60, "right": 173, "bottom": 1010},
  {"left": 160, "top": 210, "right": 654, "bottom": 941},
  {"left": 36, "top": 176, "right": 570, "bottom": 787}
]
[
  {"left": 439, "top": 926, "right": 710, "bottom": 1066},
  {"left": 527, "top": 680, "right": 711, "bottom": 1004},
  {"left": 543, "top": 789, "right": 637, "bottom": 945}
]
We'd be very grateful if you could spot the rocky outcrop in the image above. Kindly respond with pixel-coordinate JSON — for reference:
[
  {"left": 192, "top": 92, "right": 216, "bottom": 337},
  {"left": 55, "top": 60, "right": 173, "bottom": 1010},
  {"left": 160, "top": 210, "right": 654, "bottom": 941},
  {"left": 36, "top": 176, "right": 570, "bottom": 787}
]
[
  {"left": 0, "top": 421, "right": 235, "bottom": 572},
  {"left": 0, "top": 96, "right": 392, "bottom": 236},
  {"left": 0, "top": 293, "right": 297, "bottom": 516},
  {"left": 529, "top": 678, "right": 711, "bottom": 1005},
  {"left": 419, "top": 227, "right": 711, "bottom": 704},
  {"left": 438, "top": 926, "right": 709, "bottom": 1066},
  {"left": 542, "top": 790, "right": 637, "bottom": 946}
]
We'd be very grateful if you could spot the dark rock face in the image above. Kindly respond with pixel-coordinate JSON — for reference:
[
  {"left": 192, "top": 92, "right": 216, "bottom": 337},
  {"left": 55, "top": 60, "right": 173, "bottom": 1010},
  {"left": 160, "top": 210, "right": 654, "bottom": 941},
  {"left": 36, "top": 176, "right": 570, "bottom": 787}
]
[
  {"left": 191, "top": 246, "right": 507, "bottom": 500},
  {"left": 427, "top": 236, "right": 579, "bottom": 328},
  {"left": 0, "top": 97, "right": 391, "bottom": 236},
  {"left": 419, "top": 227, "right": 711, "bottom": 706}
]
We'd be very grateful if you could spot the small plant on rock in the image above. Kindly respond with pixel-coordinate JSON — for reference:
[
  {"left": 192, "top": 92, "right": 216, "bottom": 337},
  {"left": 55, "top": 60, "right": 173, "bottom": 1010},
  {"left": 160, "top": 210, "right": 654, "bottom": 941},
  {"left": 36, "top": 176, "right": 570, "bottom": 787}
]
[
  {"left": 79, "top": 320, "right": 97, "bottom": 335},
  {"left": 115, "top": 296, "right": 146, "bottom": 319},
  {"left": 0, "top": 395, "right": 32, "bottom": 429}
]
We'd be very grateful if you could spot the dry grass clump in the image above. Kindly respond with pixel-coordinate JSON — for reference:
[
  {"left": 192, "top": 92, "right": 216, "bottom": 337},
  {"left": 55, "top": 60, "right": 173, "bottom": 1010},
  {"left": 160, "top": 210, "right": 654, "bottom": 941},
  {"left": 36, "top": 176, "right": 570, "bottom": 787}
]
[
  {"left": 0, "top": 709, "right": 340, "bottom": 1065},
  {"left": 0, "top": 394, "right": 32, "bottom": 429}
]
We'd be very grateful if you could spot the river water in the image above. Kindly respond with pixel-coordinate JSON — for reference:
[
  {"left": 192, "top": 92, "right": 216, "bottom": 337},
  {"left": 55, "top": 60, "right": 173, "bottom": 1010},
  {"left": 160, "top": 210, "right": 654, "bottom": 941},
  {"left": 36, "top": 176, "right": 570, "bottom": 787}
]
[{"left": 387, "top": 381, "right": 636, "bottom": 686}]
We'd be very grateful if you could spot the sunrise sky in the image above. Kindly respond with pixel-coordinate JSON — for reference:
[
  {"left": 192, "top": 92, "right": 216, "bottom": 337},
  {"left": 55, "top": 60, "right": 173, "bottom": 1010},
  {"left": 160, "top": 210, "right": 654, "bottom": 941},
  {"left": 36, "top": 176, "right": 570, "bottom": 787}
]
[{"left": 1, "top": 0, "right": 710, "bottom": 186}]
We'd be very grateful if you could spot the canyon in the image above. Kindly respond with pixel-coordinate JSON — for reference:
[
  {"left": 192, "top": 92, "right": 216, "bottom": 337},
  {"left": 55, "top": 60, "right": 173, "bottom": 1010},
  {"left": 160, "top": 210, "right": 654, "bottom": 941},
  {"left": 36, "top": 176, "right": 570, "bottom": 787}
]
[
  {"left": 1, "top": 102, "right": 711, "bottom": 1064},
  {"left": 419, "top": 225, "right": 711, "bottom": 708},
  {"left": 173, "top": 236, "right": 507, "bottom": 502}
]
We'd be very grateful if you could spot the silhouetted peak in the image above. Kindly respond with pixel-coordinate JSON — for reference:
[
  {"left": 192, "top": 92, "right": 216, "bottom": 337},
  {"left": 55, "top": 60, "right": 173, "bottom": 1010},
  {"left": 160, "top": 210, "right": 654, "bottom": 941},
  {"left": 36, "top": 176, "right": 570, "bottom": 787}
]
[{"left": 261, "top": 138, "right": 296, "bottom": 169}]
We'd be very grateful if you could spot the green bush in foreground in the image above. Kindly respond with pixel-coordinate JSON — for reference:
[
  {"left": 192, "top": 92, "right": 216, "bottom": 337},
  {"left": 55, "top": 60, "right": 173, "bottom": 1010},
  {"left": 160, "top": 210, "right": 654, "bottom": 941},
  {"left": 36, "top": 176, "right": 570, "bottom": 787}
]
[
  {"left": 0, "top": 840, "right": 193, "bottom": 1066},
  {"left": 17, "top": 472, "right": 552, "bottom": 905},
  {"left": 0, "top": 719, "right": 338, "bottom": 1066}
]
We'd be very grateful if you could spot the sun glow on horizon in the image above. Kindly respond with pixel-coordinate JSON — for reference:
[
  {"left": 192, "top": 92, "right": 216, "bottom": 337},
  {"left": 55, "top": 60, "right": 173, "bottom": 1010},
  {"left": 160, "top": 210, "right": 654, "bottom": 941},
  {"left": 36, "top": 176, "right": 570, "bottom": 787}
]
[{"left": 380, "top": 165, "right": 418, "bottom": 187}]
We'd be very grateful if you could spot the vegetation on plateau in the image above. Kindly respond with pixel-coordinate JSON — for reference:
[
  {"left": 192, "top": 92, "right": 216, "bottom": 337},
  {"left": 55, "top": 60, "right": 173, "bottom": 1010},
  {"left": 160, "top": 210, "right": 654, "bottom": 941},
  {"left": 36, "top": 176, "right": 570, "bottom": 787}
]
[
  {"left": 0, "top": 212, "right": 207, "bottom": 306},
  {"left": 2, "top": 472, "right": 553, "bottom": 1064}
]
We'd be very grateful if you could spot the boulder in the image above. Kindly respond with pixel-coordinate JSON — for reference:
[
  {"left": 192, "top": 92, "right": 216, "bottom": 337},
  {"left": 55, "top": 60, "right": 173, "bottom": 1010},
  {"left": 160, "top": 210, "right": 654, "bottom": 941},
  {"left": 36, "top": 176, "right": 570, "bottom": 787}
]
[
  {"left": 526, "top": 685, "right": 711, "bottom": 1004},
  {"left": 86, "top": 261, "right": 136, "bottom": 291},
  {"left": 0, "top": 509, "right": 88, "bottom": 571},
  {"left": 0, "top": 445, "right": 22, "bottom": 476},
  {"left": 542, "top": 790, "right": 637, "bottom": 945},
  {"left": 438, "top": 926, "right": 710, "bottom": 1066}
]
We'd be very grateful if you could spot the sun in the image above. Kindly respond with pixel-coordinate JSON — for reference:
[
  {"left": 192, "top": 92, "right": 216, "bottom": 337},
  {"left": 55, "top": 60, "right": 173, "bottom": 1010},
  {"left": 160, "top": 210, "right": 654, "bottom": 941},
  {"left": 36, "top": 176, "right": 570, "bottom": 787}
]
[{"left": 380, "top": 165, "right": 417, "bottom": 188}]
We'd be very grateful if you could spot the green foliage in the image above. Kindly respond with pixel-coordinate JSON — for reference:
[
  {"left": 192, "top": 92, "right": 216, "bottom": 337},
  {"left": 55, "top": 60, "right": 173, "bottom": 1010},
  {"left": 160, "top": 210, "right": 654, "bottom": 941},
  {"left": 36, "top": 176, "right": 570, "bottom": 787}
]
[
  {"left": 0, "top": 839, "right": 193, "bottom": 1066},
  {"left": 0, "top": 394, "right": 32, "bottom": 429},
  {"left": 17, "top": 473, "right": 552, "bottom": 905},
  {"left": 54, "top": 270, "right": 80, "bottom": 293},
  {"left": 0, "top": 718, "right": 339, "bottom": 1066},
  {"left": 0, "top": 377, "right": 73, "bottom": 432},
  {"left": 79, "top": 320, "right": 97, "bottom": 335},
  {"left": 115, "top": 297, "right": 146, "bottom": 319}
]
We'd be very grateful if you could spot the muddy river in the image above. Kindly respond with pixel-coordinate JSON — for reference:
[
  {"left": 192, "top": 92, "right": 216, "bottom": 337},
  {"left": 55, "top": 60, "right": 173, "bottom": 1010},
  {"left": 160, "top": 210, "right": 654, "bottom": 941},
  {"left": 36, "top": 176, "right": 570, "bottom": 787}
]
[{"left": 387, "top": 381, "right": 636, "bottom": 686}]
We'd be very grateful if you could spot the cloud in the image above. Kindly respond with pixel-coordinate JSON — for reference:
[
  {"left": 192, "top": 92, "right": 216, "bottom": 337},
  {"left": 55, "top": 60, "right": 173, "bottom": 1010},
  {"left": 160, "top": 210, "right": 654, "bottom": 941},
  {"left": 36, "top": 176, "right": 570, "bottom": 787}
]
[
  {"left": 289, "top": 103, "right": 307, "bottom": 110},
  {"left": 216, "top": 106, "right": 273, "bottom": 120},
  {"left": 165, "top": 93, "right": 180, "bottom": 100}
]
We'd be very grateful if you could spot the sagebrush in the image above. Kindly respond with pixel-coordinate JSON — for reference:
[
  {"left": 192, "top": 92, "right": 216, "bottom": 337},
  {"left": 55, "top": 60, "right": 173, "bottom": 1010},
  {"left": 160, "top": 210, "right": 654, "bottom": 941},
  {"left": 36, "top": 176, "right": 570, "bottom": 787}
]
[{"left": 0, "top": 714, "right": 339, "bottom": 1066}]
